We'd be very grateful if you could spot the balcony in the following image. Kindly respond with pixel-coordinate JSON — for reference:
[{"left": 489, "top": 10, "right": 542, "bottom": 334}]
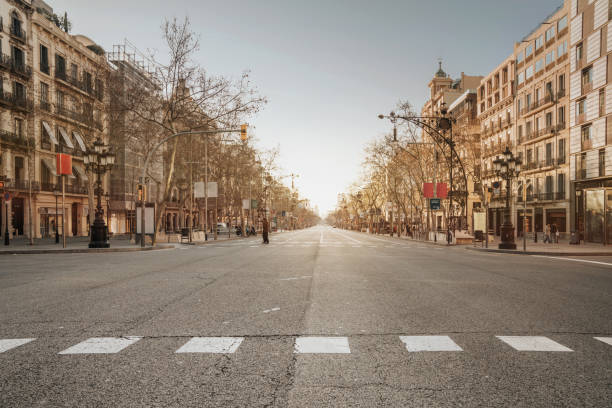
[
  {"left": 56, "top": 105, "right": 96, "bottom": 128},
  {"left": 1, "top": 179, "right": 40, "bottom": 192},
  {"left": 9, "top": 24, "right": 26, "bottom": 43},
  {"left": 576, "top": 169, "right": 587, "bottom": 180},
  {"left": 582, "top": 139, "right": 592, "bottom": 151},
  {"left": 0, "top": 54, "right": 32, "bottom": 78},
  {"left": 0, "top": 129, "right": 35, "bottom": 149},
  {"left": 40, "top": 62, "right": 50, "bottom": 75},
  {"left": 534, "top": 192, "right": 565, "bottom": 201},
  {"left": 525, "top": 161, "right": 538, "bottom": 170},
  {"left": 576, "top": 113, "right": 586, "bottom": 124},
  {"left": 557, "top": 88, "right": 566, "bottom": 99},
  {"left": 583, "top": 82, "right": 593, "bottom": 95},
  {"left": 55, "top": 68, "right": 67, "bottom": 81},
  {"left": 0, "top": 91, "right": 33, "bottom": 112},
  {"left": 557, "top": 156, "right": 566, "bottom": 165},
  {"left": 40, "top": 182, "right": 90, "bottom": 195}
]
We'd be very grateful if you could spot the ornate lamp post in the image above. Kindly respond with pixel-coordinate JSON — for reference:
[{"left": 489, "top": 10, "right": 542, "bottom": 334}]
[
  {"left": 493, "top": 147, "right": 522, "bottom": 250},
  {"left": 84, "top": 137, "right": 115, "bottom": 248}
]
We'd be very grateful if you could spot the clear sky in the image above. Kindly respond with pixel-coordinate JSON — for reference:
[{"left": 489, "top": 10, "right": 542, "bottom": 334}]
[{"left": 50, "top": 0, "right": 563, "bottom": 216}]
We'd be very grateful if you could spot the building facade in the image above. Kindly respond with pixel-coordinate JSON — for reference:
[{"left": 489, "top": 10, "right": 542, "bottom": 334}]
[
  {"left": 1, "top": 0, "right": 110, "bottom": 241},
  {"left": 569, "top": 0, "right": 612, "bottom": 244},
  {"left": 514, "top": 2, "right": 570, "bottom": 240}
]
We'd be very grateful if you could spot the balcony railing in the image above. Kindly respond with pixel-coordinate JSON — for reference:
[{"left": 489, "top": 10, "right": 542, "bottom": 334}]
[
  {"left": 55, "top": 68, "right": 67, "bottom": 81},
  {"left": 557, "top": 88, "right": 566, "bottom": 99},
  {"left": 0, "top": 53, "right": 32, "bottom": 78},
  {"left": 40, "top": 62, "right": 50, "bottom": 75},
  {"left": 557, "top": 156, "right": 566, "bottom": 165},
  {"left": 0, "top": 129, "right": 35, "bottom": 148},
  {"left": 576, "top": 113, "right": 586, "bottom": 124},
  {"left": 583, "top": 82, "right": 593, "bottom": 95},
  {"left": 9, "top": 24, "right": 26, "bottom": 42},
  {"left": 56, "top": 105, "right": 96, "bottom": 128},
  {"left": 1, "top": 179, "right": 40, "bottom": 192},
  {"left": 582, "top": 139, "right": 592, "bottom": 150},
  {"left": 39, "top": 100, "right": 51, "bottom": 112},
  {"left": 0, "top": 91, "right": 33, "bottom": 111}
]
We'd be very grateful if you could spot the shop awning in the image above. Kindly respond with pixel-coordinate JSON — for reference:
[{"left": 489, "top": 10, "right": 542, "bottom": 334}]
[
  {"left": 72, "top": 164, "right": 86, "bottom": 179},
  {"left": 41, "top": 158, "right": 57, "bottom": 176},
  {"left": 42, "top": 121, "right": 58, "bottom": 145},
  {"left": 72, "top": 131, "right": 86, "bottom": 152},
  {"left": 58, "top": 126, "right": 74, "bottom": 149}
]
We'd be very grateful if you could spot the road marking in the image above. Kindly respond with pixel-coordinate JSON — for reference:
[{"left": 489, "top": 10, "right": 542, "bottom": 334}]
[
  {"left": 496, "top": 336, "right": 573, "bottom": 352},
  {"left": 59, "top": 336, "right": 142, "bottom": 354},
  {"left": 263, "top": 307, "right": 281, "bottom": 313},
  {"left": 532, "top": 255, "right": 612, "bottom": 267},
  {"left": 594, "top": 337, "right": 612, "bottom": 346},
  {"left": 399, "top": 336, "right": 463, "bottom": 352},
  {"left": 0, "top": 338, "right": 35, "bottom": 353},
  {"left": 175, "top": 337, "right": 244, "bottom": 353},
  {"left": 294, "top": 337, "right": 351, "bottom": 354},
  {"left": 279, "top": 276, "right": 311, "bottom": 281}
]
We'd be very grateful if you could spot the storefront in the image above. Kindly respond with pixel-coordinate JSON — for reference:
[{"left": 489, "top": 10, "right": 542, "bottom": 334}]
[{"left": 573, "top": 179, "right": 612, "bottom": 244}]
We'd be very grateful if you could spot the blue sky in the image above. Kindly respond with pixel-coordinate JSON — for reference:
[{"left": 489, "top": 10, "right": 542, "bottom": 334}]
[{"left": 50, "top": 0, "right": 563, "bottom": 215}]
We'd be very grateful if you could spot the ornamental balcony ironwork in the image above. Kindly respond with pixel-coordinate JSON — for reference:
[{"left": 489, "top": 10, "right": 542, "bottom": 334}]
[{"left": 9, "top": 24, "right": 26, "bottom": 42}]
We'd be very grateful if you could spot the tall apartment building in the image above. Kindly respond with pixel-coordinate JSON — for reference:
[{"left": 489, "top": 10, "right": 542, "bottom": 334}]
[
  {"left": 569, "top": 0, "right": 612, "bottom": 244},
  {"left": 477, "top": 55, "right": 516, "bottom": 237},
  {"left": 1, "top": 0, "right": 110, "bottom": 240},
  {"left": 514, "top": 2, "right": 570, "bottom": 239}
]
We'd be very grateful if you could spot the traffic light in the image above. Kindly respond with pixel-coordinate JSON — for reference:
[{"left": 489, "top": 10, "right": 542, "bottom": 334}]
[{"left": 240, "top": 124, "right": 248, "bottom": 141}]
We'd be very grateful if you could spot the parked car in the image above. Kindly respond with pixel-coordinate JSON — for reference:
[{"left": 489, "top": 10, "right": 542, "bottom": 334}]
[{"left": 216, "top": 223, "right": 229, "bottom": 235}]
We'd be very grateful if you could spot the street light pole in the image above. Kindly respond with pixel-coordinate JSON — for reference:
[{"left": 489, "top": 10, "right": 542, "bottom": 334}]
[
  {"left": 493, "top": 147, "right": 522, "bottom": 250},
  {"left": 84, "top": 137, "right": 115, "bottom": 248}
]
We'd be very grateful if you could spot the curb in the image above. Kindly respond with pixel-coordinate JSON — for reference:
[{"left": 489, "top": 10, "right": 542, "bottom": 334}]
[
  {"left": 0, "top": 245, "right": 174, "bottom": 256},
  {"left": 464, "top": 246, "right": 612, "bottom": 256}
]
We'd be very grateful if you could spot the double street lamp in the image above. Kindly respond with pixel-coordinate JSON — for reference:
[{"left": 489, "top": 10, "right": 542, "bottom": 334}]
[
  {"left": 84, "top": 137, "right": 115, "bottom": 248},
  {"left": 493, "top": 147, "right": 522, "bottom": 250}
]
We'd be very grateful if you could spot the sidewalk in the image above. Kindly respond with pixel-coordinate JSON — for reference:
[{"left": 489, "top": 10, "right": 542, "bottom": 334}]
[{"left": 466, "top": 239, "right": 612, "bottom": 256}]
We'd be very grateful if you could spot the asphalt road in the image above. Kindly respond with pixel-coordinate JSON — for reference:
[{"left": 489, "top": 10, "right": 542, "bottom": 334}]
[{"left": 0, "top": 225, "right": 610, "bottom": 407}]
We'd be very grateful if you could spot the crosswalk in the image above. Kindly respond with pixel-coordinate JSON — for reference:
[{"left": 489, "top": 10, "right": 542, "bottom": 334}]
[
  {"left": 201, "top": 241, "right": 443, "bottom": 250},
  {"left": 1, "top": 335, "right": 610, "bottom": 355}
]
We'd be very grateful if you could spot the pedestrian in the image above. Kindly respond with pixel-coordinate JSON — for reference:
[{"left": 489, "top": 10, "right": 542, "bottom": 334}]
[
  {"left": 544, "top": 224, "right": 551, "bottom": 243},
  {"left": 262, "top": 217, "right": 270, "bottom": 244},
  {"left": 551, "top": 223, "right": 558, "bottom": 244}
]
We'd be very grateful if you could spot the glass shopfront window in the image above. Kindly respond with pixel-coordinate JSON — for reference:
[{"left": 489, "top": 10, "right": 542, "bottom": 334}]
[{"left": 585, "top": 189, "right": 605, "bottom": 243}]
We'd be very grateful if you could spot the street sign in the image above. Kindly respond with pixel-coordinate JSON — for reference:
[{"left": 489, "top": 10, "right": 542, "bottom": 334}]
[
  {"left": 242, "top": 199, "right": 250, "bottom": 210},
  {"left": 430, "top": 198, "right": 441, "bottom": 210},
  {"left": 3, "top": 192, "right": 10, "bottom": 201}
]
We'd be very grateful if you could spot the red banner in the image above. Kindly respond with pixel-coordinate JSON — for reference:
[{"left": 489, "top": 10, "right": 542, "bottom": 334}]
[
  {"left": 56, "top": 153, "right": 72, "bottom": 175},
  {"left": 436, "top": 183, "right": 448, "bottom": 199},
  {"left": 423, "top": 183, "right": 434, "bottom": 198}
]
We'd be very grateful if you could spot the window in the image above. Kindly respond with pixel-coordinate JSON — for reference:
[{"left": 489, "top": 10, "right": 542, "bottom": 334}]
[
  {"left": 535, "top": 35, "right": 544, "bottom": 50},
  {"left": 527, "top": 148, "right": 533, "bottom": 163},
  {"left": 582, "top": 66, "right": 593, "bottom": 89},
  {"left": 599, "top": 88, "right": 605, "bottom": 116},
  {"left": 526, "top": 65, "right": 534, "bottom": 79},
  {"left": 546, "top": 26, "right": 556, "bottom": 42},
  {"left": 576, "top": 43, "right": 583, "bottom": 61},
  {"left": 536, "top": 88, "right": 541, "bottom": 102},
  {"left": 577, "top": 98, "right": 586, "bottom": 115},
  {"left": 526, "top": 121, "right": 532, "bottom": 136},
  {"left": 70, "top": 63, "right": 78, "bottom": 81},
  {"left": 518, "top": 98, "right": 523, "bottom": 113},
  {"left": 557, "top": 173, "right": 565, "bottom": 194},
  {"left": 582, "top": 124, "right": 592, "bottom": 141},
  {"left": 518, "top": 125, "right": 523, "bottom": 140},
  {"left": 525, "top": 44, "right": 533, "bottom": 58},
  {"left": 546, "top": 50, "right": 555, "bottom": 65},
  {"left": 545, "top": 175, "right": 553, "bottom": 195},
  {"left": 535, "top": 59, "right": 544, "bottom": 72},
  {"left": 526, "top": 93, "right": 532, "bottom": 108},
  {"left": 55, "top": 54, "right": 67, "bottom": 80},
  {"left": 578, "top": 152, "right": 587, "bottom": 178},
  {"left": 502, "top": 67, "right": 508, "bottom": 83},
  {"left": 95, "top": 78, "right": 104, "bottom": 100},
  {"left": 517, "top": 50, "right": 524, "bottom": 64},
  {"left": 546, "top": 112, "right": 553, "bottom": 128},
  {"left": 557, "top": 40, "right": 568, "bottom": 57},
  {"left": 535, "top": 117, "right": 540, "bottom": 131},
  {"left": 518, "top": 71, "right": 525, "bottom": 84},
  {"left": 558, "top": 139, "right": 566, "bottom": 163},
  {"left": 40, "top": 44, "right": 49, "bottom": 74},
  {"left": 84, "top": 71, "right": 92, "bottom": 93},
  {"left": 546, "top": 143, "right": 553, "bottom": 165},
  {"left": 40, "top": 82, "right": 49, "bottom": 110},
  {"left": 558, "top": 15, "right": 567, "bottom": 32},
  {"left": 56, "top": 90, "right": 64, "bottom": 110},
  {"left": 558, "top": 106, "right": 565, "bottom": 125},
  {"left": 558, "top": 74, "right": 565, "bottom": 92},
  {"left": 545, "top": 82, "right": 553, "bottom": 98},
  {"left": 12, "top": 46, "right": 24, "bottom": 67},
  {"left": 14, "top": 156, "right": 24, "bottom": 182},
  {"left": 15, "top": 118, "right": 23, "bottom": 137},
  {"left": 599, "top": 149, "right": 606, "bottom": 177},
  {"left": 14, "top": 81, "right": 25, "bottom": 100}
]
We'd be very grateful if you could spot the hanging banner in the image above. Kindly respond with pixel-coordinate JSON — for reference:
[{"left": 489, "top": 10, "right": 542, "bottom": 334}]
[
  {"left": 56, "top": 153, "right": 72, "bottom": 175},
  {"left": 436, "top": 183, "right": 448, "bottom": 199},
  {"left": 207, "top": 182, "right": 218, "bottom": 198},
  {"left": 423, "top": 183, "right": 434, "bottom": 198},
  {"left": 242, "top": 199, "right": 250, "bottom": 210}
]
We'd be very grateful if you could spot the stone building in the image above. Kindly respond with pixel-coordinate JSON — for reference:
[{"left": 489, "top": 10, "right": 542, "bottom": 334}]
[
  {"left": 477, "top": 55, "right": 517, "bottom": 238},
  {"left": 514, "top": 1, "right": 570, "bottom": 240},
  {"left": 0, "top": 0, "right": 110, "bottom": 241}
]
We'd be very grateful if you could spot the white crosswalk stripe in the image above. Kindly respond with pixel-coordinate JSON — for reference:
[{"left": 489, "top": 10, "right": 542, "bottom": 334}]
[
  {"left": 59, "top": 337, "right": 142, "bottom": 354},
  {"left": 594, "top": 337, "right": 612, "bottom": 346},
  {"left": 175, "top": 337, "right": 244, "bottom": 354},
  {"left": 399, "top": 335, "right": 463, "bottom": 352},
  {"left": 0, "top": 338, "right": 35, "bottom": 353},
  {"left": 294, "top": 337, "right": 351, "bottom": 354},
  {"left": 496, "top": 336, "right": 573, "bottom": 352}
]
